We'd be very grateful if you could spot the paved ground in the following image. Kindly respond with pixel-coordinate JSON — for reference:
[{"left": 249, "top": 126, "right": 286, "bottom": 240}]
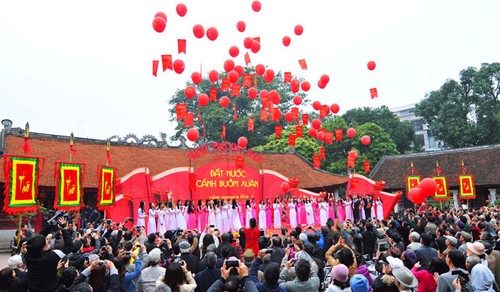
[{"left": 0, "top": 253, "right": 10, "bottom": 268}]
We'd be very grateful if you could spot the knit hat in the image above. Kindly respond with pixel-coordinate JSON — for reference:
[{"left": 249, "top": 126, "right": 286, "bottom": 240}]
[
  {"left": 179, "top": 240, "right": 191, "bottom": 253},
  {"left": 350, "top": 274, "right": 369, "bottom": 292},
  {"left": 392, "top": 266, "right": 418, "bottom": 288},
  {"left": 331, "top": 264, "right": 349, "bottom": 283},
  {"left": 466, "top": 242, "right": 485, "bottom": 256},
  {"left": 403, "top": 250, "right": 416, "bottom": 263},
  {"left": 148, "top": 248, "right": 161, "bottom": 263},
  {"left": 243, "top": 249, "right": 255, "bottom": 265}
]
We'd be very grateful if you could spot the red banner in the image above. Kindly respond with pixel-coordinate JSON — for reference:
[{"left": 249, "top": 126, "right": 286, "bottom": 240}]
[
  {"left": 176, "top": 103, "right": 187, "bottom": 121},
  {"left": 335, "top": 129, "right": 343, "bottom": 142},
  {"left": 243, "top": 74, "right": 252, "bottom": 88},
  {"left": 3, "top": 156, "right": 42, "bottom": 214},
  {"left": 248, "top": 117, "right": 254, "bottom": 132},
  {"left": 54, "top": 163, "right": 84, "bottom": 211},
  {"left": 97, "top": 166, "right": 116, "bottom": 210},
  {"left": 302, "top": 114, "right": 309, "bottom": 125},
  {"left": 296, "top": 125, "right": 303, "bottom": 138},
  {"left": 433, "top": 176, "right": 449, "bottom": 201},
  {"left": 288, "top": 134, "right": 296, "bottom": 146},
  {"left": 284, "top": 72, "right": 291, "bottom": 83},
  {"left": 457, "top": 175, "right": 475, "bottom": 199},
  {"left": 405, "top": 175, "right": 421, "bottom": 195},
  {"left": 275, "top": 125, "right": 282, "bottom": 138}
]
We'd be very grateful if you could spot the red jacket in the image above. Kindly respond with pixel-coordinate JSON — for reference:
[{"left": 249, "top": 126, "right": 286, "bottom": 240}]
[{"left": 244, "top": 227, "right": 260, "bottom": 257}]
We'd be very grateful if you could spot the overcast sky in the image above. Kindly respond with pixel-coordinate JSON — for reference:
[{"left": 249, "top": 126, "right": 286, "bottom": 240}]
[{"left": 1, "top": 0, "right": 499, "bottom": 142}]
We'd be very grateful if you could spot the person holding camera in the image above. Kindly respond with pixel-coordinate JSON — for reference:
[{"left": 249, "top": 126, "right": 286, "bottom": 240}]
[
  {"left": 71, "top": 259, "right": 121, "bottom": 292},
  {"left": 249, "top": 249, "right": 286, "bottom": 292},
  {"left": 138, "top": 248, "right": 165, "bottom": 291},
  {"left": 325, "top": 236, "right": 357, "bottom": 276},
  {"left": 155, "top": 260, "right": 197, "bottom": 292},
  {"left": 437, "top": 250, "right": 469, "bottom": 292},
  {"left": 207, "top": 259, "right": 258, "bottom": 292},
  {"left": 278, "top": 257, "right": 320, "bottom": 291}
]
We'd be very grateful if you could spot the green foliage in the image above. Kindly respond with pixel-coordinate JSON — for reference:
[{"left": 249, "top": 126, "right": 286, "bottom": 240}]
[
  {"left": 343, "top": 106, "right": 421, "bottom": 153},
  {"left": 167, "top": 67, "right": 308, "bottom": 148},
  {"left": 415, "top": 63, "right": 500, "bottom": 148}
]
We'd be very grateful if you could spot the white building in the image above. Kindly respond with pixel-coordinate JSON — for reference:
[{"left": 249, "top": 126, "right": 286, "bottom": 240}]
[{"left": 390, "top": 104, "right": 441, "bottom": 151}]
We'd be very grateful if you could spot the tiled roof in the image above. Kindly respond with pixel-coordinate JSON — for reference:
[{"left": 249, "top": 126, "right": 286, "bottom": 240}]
[
  {"left": 1, "top": 134, "right": 347, "bottom": 189},
  {"left": 370, "top": 144, "right": 500, "bottom": 190}
]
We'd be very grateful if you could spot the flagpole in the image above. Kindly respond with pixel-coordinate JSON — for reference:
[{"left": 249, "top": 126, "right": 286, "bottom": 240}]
[
  {"left": 104, "top": 141, "right": 110, "bottom": 220},
  {"left": 18, "top": 122, "right": 30, "bottom": 246}
]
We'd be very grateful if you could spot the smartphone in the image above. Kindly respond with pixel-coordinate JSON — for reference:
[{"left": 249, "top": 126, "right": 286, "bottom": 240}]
[
  {"left": 266, "top": 249, "right": 273, "bottom": 254},
  {"left": 209, "top": 225, "right": 215, "bottom": 228},
  {"left": 378, "top": 243, "right": 389, "bottom": 252},
  {"left": 288, "top": 243, "right": 294, "bottom": 248},
  {"left": 226, "top": 260, "right": 239, "bottom": 268},
  {"left": 124, "top": 251, "right": 131, "bottom": 256},
  {"left": 272, "top": 233, "right": 279, "bottom": 237}
]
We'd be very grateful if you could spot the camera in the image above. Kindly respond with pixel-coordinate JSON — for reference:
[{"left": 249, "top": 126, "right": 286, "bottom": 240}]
[
  {"left": 124, "top": 251, "right": 131, "bottom": 256},
  {"left": 265, "top": 249, "right": 273, "bottom": 254},
  {"left": 46, "top": 210, "right": 71, "bottom": 226},
  {"left": 289, "top": 243, "right": 294, "bottom": 248},
  {"left": 99, "top": 260, "right": 105, "bottom": 266}
]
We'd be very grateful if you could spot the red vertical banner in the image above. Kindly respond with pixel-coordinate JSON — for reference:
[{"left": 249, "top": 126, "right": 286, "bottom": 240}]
[
  {"left": 320, "top": 105, "right": 328, "bottom": 118},
  {"left": 184, "top": 112, "right": 194, "bottom": 127},
  {"left": 302, "top": 114, "right": 309, "bottom": 125},
  {"left": 231, "top": 83, "right": 241, "bottom": 97},
  {"left": 363, "top": 161, "right": 370, "bottom": 173},
  {"left": 54, "top": 163, "right": 84, "bottom": 211},
  {"left": 275, "top": 125, "right": 282, "bottom": 138},
  {"left": 284, "top": 72, "right": 291, "bottom": 83},
  {"left": 210, "top": 87, "right": 218, "bottom": 101},
  {"left": 261, "top": 96, "right": 270, "bottom": 109},
  {"left": 433, "top": 176, "right": 449, "bottom": 201},
  {"left": 248, "top": 117, "right": 254, "bottom": 132},
  {"left": 288, "top": 134, "right": 296, "bottom": 146},
  {"left": 220, "top": 78, "right": 230, "bottom": 91},
  {"left": 236, "top": 155, "right": 245, "bottom": 169},
  {"left": 260, "top": 110, "right": 268, "bottom": 122},
  {"left": 457, "top": 175, "right": 476, "bottom": 199},
  {"left": 291, "top": 107, "right": 299, "bottom": 124},
  {"left": 325, "top": 132, "right": 333, "bottom": 144},
  {"left": 177, "top": 39, "right": 186, "bottom": 54},
  {"left": 370, "top": 88, "right": 378, "bottom": 99},
  {"left": 313, "top": 153, "right": 321, "bottom": 168},
  {"left": 3, "top": 156, "right": 42, "bottom": 214},
  {"left": 243, "top": 74, "right": 252, "bottom": 88},
  {"left": 335, "top": 129, "right": 343, "bottom": 142},
  {"left": 320, "top": 147, "right": 326, "bottom": 160},
  {"left": 97, "top": 166, "right": 116, "bottom": 210},
  {"left": 244, "top": 52, "right": 251, "bottom": 65},
  {"left": 152, "top": 60, "right": 159, "bottom": 77},
  {"left": 161, "top": 54, "right": 172, "bottom": 71},
  {"left": 295, "top": 125, "right": 303, "bottom": 138},
  {"left": 233, "top": 102, "right": 238, "bottom": 120},
  {"left": 298, "top": 59, "right": 307, "bottom": 70},
  {"left": 176, "top": 104, "right": 187, "bottom": 121},
  {"left": 221, "top": 125, "right": 226, "bottom": 140},
  {"left": 405, "top": 175, "right": 421, "bottom": 195}
]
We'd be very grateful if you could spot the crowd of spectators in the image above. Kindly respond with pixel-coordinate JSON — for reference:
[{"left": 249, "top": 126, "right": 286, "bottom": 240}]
[{"left": 2, "top": 203, "right": 500, "bottom": 292}]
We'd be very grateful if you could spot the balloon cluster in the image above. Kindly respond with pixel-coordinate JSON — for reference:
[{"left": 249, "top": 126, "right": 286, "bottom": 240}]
[{"left": 408, "top": 178, "right": 437, "bottom": 204}]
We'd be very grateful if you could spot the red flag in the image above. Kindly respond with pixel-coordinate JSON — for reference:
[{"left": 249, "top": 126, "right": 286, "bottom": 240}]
[
  {"left": 261, "top": 96, "right": 270, "bottom": 109},
  {"left": 325, "top": 132, "right": 333, "bottom": 144},
  {"left": 210, "top": 87, "right": 218, "bottom": 101},
  {"left": 288, "top": 134, "right": 296, "bottom": 146},
  {"left": 161, "top": 54, "right": 172, "bottom": 71},
  {"left": 97, "top": 166, "right": 116, "bottom": 210},
  {"left": 313, "top": 153, "right": 321, "bottom": 168},
  {"left": 272, "top": 108, "right": 281, "bottom": 122},
  {"left": 320, "top": 147, "right": 326, "bottom": 160},
  {"left": 253, "top": 37, "right": 260, "bottom": 43},
  {"left": 253, "top": 74, "right": 258, "bottom": 87},
  {"left": 221, "top": 125, "right": 226, "bottom": 140},
  {"left": 291, "top": 107, "right": 299, "bottom": 124},
  {"left": 183, "top": 112, "right": 194, "bottom": 127},
  {"left": 236, "top": 155, "right": 245, "bottom": 169},
  {"left": 335, "top": 129, "right": 343, "bottom": 142},
  {"left": 275, "top": 125, "right": 282, "bottom": 138},
  {"left": 248, "top": 118, "right": 254, "bottom": 132},
  {"left": 347, "top": 156, "right": 355, "bottom": 168},
  {"left": 176, "top": 104, "right": 187, "bottom": 121},
  {"left": 231, "top": 83, "right": 241, "bottom": 97},
  {"left": 233, "top": 102, "right": 238, "bottom": 120},
  {"left": 244, "top": 52, "right": 251, "bottom": 65},
  {"left": 302, "top": 114, "right": 309, "bottom": 125},
  {"left": 260, "top": 110, "right": 268, "bottom": 121},
  {"left": 153, "top": 60, "right": 159, "bottom": 77},
  {"left": 243, "top": 74, "right": 252, "bottom": 88},
  {"left": 364, "top": 161, "right": 370, "bottom": 173},
  {"left": 284, "top": 72, "right": 291, "bottom": 83},
  {"left": 296, "top": 125, "right": 303, "bottom": 138},
  {"left": 298, "top": 59, "right": 307, "bottom": 70},
  {"left": 221, "top": 78, "right": 230, "bottom": 92},
  {"left": 320, "top": 105, "right": 328, "bottom": 119},
  {"left": 177, "top": 39, "right": 186, "bottom": 54},
  {"left": 370, "top": 88, "right": 378, "bottom": 99}
]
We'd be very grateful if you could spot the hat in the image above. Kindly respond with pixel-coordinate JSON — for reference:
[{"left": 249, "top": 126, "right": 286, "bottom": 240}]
[
  {"left": 466, "top": 242, "right": 485, "bottom": 255},
  {"left": 243, "top": 249, "right": 255, "bottom": 265},
  {"left": 445, "top": 235, "right": 457, "bottom": 246},
  {"left": 403, "top": 250, "right": 416, "bottom": 263},
  {"left": 350, "top": 274, "right": 369, "bottom": 292},
  {"left": 7, "top": 255, "right": 23, "bottom": 269},
  {"left": 392, "top": 266, "right": 418, "bottom": 288},
  {"left": 148, "top": 248, "right": 162, "bottom": 263},
  {"left": 460, "top": 231, "right": 472, "bottom": 242},
  {"left": 327, "top": 218, "right": 334, "bottom": 227},
  {"left": 179, "top": 240, "right": 191, "bottom": 253},
  {"left": 386, "top": 256, "right": 404, "bottom": 269},
  {"left": 457, "top": 222, "right": 465, "bottom": 229},
  {"left": 331, "top": 264, "right": 349, "bottom": 283}
]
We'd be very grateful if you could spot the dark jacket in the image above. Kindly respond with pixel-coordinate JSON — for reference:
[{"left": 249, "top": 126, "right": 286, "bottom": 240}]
[
  {"left": 194, "top": 268, "right": 221, "bottom": 292},
  {"left": 180, "top": 252, "right": 200, "bottom": 274},
  {"left": 250, "top": 258, "right": 288, "bottom": 292}
]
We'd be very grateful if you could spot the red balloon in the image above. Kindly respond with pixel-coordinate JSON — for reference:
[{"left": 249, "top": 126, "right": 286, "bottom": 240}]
[
  {"left": 193, "top": 24, "right": 205, "bottom": 38},
  {"left": 236, "top": 21, "right": 246, "bottom": 32},
  {"left": 330, "top": 103, "right": 340, "bottom": 114},
  {"left": 224, "top": 59, "right": 235, "bottom": 72},
  {"left": 408, "top": 187, "right": 425, "bottom": 204},
  {"left": 293, "top": 95, "right": 302, "bottom": 105},
  {"left": 176, "top": 4, "right": 187, "bottom": 17},
  {"left": 184, "top": 86, "right": 196, "bottom": 99},
  {"left": 282, "top": 36, "right": 291, "bottom": 47},
  {"left": 285, "top": 112, "right": 294, "bottom": 123},
  {"left": 367, "top": 60, "right": 376, "bottom": 71},
  {"left": 361, "top": 135, "right": 371, "bottom": 146},
  {"left": 347, "top": 128, "right": 357, "bottom": 139},
  {"left": 234, "top": 65, "right": 244, "bottom": 77},
  {"left": 281, "top": 182, "right": 290, "bottom": 192},
  {"left": 263, "top": 69, "right": 274, "bottom": 83},
  {"left": 324, "top": 105, "right": 331, "bottom": 115},
  {"left": 173, "top": 59, "right": 185, "bottom": 74},
  {"left": 255, "top": 64, "right": 265, "bottom": 76},
  {"left": 317, "top": 131, "right": 325, "bottom": 141},
  {"left": 274, "top": 108, "right": 282, "bottom": 120},
  {"left": 152, "top": 17, "right": 166, "bottom": 33},
  {"left": 228, "top": 70, "right": 239, "bottom": 83},
  {"left": 206, "top": 27, "right": 218, "bottom": 41},
  {"left": 419, "top": 178, "right": 438, "bottom": 197},
  {"left": 191, "top": 72, "right": 202, "bottom": 84},
  {"left": 294, "top": 25, "right": 304, "bottom": 36},
  {"left": 219, "top": 96, "right": 230, "bottom": 108},
  {"left": 243, "top": 37, "right": 254, "bottom": 49},
  {"left": 301, "top": 81, "right": 311, "bottom": 92},
  {"left": 187, "top": 128, "right": 199, "bottom": 142},
  {"left": 198, "top": 94, "right": 209, "bottom": 106},
  {"left": 320, "top": 74, "right": 330, "bottom": 85},
  {"left": 251, "top": 40, "right": 261, "bottom": 53},
  {"left": 308, "top": 128, "right": 317, "bottom": 137},
  {"left": 251, "top": 0, "right": 262, "bottom": 12},
  {"left": 229, "top": 46, "right": 239, "bottom": 57},
  {"left": 290, "top": 79, "right": 300, "bottom": 93},
  {"left": 311, "top": 118, "right": 321, "bottom": 130},
  {"left": 259, "top": 89, "right": 269, "bottom": 99},
  {"left": 348, "top": 150, "right": 358, "bottom": 159},
  {"left": 312, "top": 101, "right": 322, "bottom": 111},
  {"left": 154, "top": 12, "right": 167, "bottom": 21},
  {"left": 248, "top": 87, "right": 258, "bottom": 99},
  {"left": 208, "top": 70, "right": 219, "bottom": 83},
  {"left": 269, "top": 90, "right": 280, "bottom": 104},
  {"left": 238, "top": 136, "right": 248, "bottom": 148},
  {"left": 317, "top": 80, "right": 326, "bottom": 89}
]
